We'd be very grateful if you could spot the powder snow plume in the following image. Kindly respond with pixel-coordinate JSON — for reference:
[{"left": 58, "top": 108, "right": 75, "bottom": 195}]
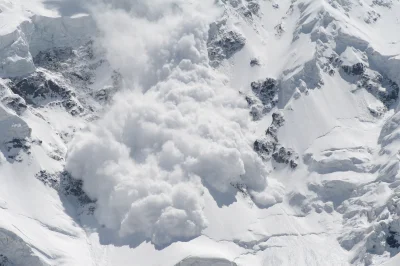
[{"left": 65, "top": 0, "right": 277, "bottom": 247}]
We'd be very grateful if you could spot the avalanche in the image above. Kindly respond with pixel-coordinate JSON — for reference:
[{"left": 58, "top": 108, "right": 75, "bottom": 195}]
[{"left": 1, "top": 0, "right": 400, "bottom": 265}]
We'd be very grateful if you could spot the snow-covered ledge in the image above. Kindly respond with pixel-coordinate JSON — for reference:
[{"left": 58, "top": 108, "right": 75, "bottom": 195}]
[{"left": 0, "top": 10, "right": 95, "bottom": 78}]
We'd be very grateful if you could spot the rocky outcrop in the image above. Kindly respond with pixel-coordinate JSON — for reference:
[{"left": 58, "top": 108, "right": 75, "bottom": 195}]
[
  {"left": 0, "top": 106, "right": 31, "bottom": 162},
  {"left": 33, "top": 45, "right": 94, "bottom": 84},
  {"left": 372, "top": 0, "right": 394, "bottom": 8},
  {"left": 243, "top": 78, "right": 280, "bottom": 120},
  {"left": 60, "top": 171, "right": 95, "bottom": 206},
  {"left": 247, "top": 1, "right": 260, "bottom": 16},
  {"left": 1, "top": 95, "right": 27, "bottom": 115},
  {"left": 251, "top": 78, "right": 279, "bottom": 108},
  {"left": 221, "top": 0, "right": 261, "bottom": 20},
  {"left": 340, "top": 63, "right": 399, "bottom": 108},
  {"left": 4, "top": 138, "right": 32, "bottom": 162},
  {"left": 253, "top": 112, "right": 298, "bottom": 168},
  {"left": 250, "top": 58, "right": 260, "bottom": 67},
  {"left": 5, "top": 40, "right": 121, "bottom": 117},
  {"left": 272, "top": 147, "right": 299, "bottom": 169},
  {"left": 36, "top": 170, "right": 95, "bottom": 209},
  {"left": 208, "top": 20, "right": 246, "bottom": 67},
  {"left": 11, "top": 71, "right": 84, "bottom": 116},
  {"left": 342, "top": 63, "right": 366, "bottom": 76}
]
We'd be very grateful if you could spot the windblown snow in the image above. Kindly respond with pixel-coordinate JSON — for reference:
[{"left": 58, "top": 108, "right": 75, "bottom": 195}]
[{"left": 2, "top": 0, "right": 400, "bottom": 265}]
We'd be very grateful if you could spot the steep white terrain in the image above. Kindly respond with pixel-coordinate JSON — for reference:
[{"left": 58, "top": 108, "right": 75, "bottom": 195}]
[{"left": 1, "top": 0, "right": 400, "bottom": 265}]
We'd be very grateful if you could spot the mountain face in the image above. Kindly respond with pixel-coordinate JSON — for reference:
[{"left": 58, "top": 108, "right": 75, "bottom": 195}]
[{"left": 1, "top": 0, "right": 400, "bottom": 265}]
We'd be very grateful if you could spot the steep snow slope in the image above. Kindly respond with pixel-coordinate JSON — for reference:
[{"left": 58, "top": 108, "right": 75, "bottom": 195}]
[{"left": 2, "top": 0, "right": 400, "bottom": 265}]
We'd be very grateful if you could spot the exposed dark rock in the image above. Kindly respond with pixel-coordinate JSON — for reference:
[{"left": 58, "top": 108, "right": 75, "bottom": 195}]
[
  {"left": 244, "top": 94, "right": 256, "bottom": 106},
  {"left": 35, "top": 170, "right": 59, "bottom": 188},
  {"left": 249, "top": 106, "right": 264, "bottom": 121},
  {"left": 266, "top": 112, "right": 285, "bottom": 141},
  {"left": 34, "top": 44, "right": 94, "bottom": 83},
  {"left": 358, "top": 73, "right": 399, "bottom": 108},
  {"left": 60, "top": 171, "right": 95, "bottom": 206},
  {"left": 35, "top": 170, "right": 95, "bottom": 213},
  {"left": 253, "top": 112, "right": 298, "bottom": 168},
  {"left": 272, "top": 147, "right": 289, "bottom": 162},
  {"left": 4, "top": 138, "right": 31, "bottom": 162},
  {"left": 275, "top": 23, "right": 285, "bottom": 37},
  {"left": 386, "top": 230, "right": 400, "bottom": 249},
  {"left": 34, "top": 47, "right": 75, "bottom": 70},
  {"left": 339, "top": 62, "right": 399, "bottom": 108},
  {"left": 222, "top": 0, "right": 260, "bottom": 20},
  {"left": 272, "top": 147, "right": 299, "bottom": 169},
  {"left": 238, "top": 6, "right": 253, "bottom": 19},
  {"left": 242, "top": 93, "right": 264, "bottom": 120},
  {"left": 242, "top": 78, "right": 280, "bottom": 120},
  {"left": 254, "top": 138, "right": 277, "bottom": 157},
  {"left": 251, "top": 78, "right": 279, "bottom": 111},
  {"left": 31, "top": 44, "right": 121, "bottom": 115},
  {"left": 12, "top": 73, "right": 67, "bottom": 102},
  {"left": 5, "top": 139, "right": 30, "bottom": 153},
  {"left": 0, "top": 254, "right": 10, "bottom": 266},
  {"left": 250, "top": 58, "right": 260, "bottom": 67},
  {"left": 10, "top": 72, "right": 84, "bottom": 116},
  {"left": 372, "top": 0, "right": 394, "bottom": 8},
  {"left": 328, "top": 55, "right": 343, "bottom": 67},
  {"left": 246, "top": 0, "right": 260, "bottom": 15},
  {"left": 231, "top": 182, "right": 250, "bottom": 198},
  {"left": 342, "top": 63, "right": 366, "bottom": 76},
  {"left": 365, "top": 11, "right": 381, "bottom": 24},
  {"left": 322, "top": 54, "right": 342, "bottom": 75},
  {"left": 208, "top": 21, "right": 246, "bottom": 67},
  {"left": 271, "top": 112, "right": 285, "bottom": 127},
  {"left": 251, "top": 78, "right": 277, "bottom": 99},
  {"left": 1, "top": 95, "right": 27, "bottom": 115}
]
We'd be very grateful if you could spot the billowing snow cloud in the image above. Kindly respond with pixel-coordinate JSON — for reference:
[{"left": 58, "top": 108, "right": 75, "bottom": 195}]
[{"left": 66, "top": 0, "right": 271, "bottom": 247}]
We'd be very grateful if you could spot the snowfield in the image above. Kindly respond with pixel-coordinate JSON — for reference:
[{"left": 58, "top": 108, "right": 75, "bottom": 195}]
[{"left": 1, "top": 0, "right": 400, "bottom": 265}]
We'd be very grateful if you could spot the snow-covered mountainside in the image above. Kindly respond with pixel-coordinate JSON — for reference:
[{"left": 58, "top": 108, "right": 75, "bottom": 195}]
[{"left": 2, "top": 0, "right": 400, "bottom": 265}]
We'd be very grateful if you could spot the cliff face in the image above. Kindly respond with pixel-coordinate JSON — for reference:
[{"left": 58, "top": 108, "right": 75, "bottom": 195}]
[{"left": 2, "top": 0, "right": 400, "bottom": 265}]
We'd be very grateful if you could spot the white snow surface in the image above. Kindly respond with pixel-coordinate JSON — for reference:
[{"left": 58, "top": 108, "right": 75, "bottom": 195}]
[{"left": 1, "top": 0, "right": 400, "bottom": 265}]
